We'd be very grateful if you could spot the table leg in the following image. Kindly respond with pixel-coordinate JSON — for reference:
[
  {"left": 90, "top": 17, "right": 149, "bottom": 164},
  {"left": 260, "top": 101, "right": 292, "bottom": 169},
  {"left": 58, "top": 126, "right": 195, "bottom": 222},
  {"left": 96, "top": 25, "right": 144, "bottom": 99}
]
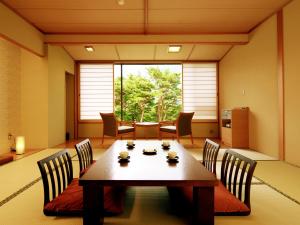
[
  {"left": 83, "top": 185, "right": 104, "bottom": 225},
  {"left": 192, "top": 186, "right": 214, "bottom": 225}
]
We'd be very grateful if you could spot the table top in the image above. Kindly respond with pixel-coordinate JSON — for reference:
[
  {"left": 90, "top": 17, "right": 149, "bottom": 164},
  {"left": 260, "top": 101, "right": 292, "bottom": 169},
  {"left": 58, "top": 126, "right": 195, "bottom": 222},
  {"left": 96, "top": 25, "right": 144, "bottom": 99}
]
[
  {"left": 79, "top": 140, "right": 217, "bottom": 186},
  {"left": 135, "top": 122, "right": 159, "bottom": 126}
]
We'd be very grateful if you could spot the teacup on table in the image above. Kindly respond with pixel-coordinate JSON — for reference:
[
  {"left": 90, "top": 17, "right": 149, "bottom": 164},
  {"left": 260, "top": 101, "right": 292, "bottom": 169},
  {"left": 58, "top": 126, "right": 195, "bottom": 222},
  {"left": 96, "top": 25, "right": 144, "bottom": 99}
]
[
  {"left": 127, "top": 140, "right": 134, "bottom": 146},
  {"left": 162, "top": 140, "right": 170, "bottom": 147},
  {"left": 119, "top": 151, "right": 129, "bottom": 159},
  {"left": 168, "top": 151, "right": 177, "bottom": 159}
]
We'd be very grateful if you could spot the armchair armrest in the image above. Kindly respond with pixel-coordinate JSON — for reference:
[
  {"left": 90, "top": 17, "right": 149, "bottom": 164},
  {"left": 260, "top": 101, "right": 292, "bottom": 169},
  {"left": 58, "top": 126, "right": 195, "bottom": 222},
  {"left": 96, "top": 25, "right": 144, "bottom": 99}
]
[
  {"left": 119, "top": 120, "right": 136, "bottom": 127},
  {"left": 159, "top": 120, "right": 175, "bottom": 126}
]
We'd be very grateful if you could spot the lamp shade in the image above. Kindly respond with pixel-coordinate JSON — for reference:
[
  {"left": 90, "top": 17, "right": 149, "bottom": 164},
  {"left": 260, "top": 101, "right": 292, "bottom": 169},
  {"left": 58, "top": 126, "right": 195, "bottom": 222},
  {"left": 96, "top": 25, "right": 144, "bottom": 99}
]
[{"left": 16, "top": 136, "right": 25, "bottom": 155}]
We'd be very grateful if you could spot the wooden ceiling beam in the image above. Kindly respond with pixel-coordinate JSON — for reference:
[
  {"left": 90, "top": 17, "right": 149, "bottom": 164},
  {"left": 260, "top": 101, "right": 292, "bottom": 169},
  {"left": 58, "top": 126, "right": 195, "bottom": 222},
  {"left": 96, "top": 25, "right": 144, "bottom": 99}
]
[
  {"left": 45, "top": 34, "right": 248, "bottom": 45},
  {"left": 144, "top": 0, "right": 148, "bottom": 34}
]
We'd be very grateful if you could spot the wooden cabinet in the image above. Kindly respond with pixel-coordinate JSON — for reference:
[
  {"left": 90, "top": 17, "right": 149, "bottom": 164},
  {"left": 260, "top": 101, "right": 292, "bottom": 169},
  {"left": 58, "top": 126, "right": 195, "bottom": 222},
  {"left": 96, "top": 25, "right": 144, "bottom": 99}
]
[{"left": 221, "top": 107, "right": 249, "bottom": 148}]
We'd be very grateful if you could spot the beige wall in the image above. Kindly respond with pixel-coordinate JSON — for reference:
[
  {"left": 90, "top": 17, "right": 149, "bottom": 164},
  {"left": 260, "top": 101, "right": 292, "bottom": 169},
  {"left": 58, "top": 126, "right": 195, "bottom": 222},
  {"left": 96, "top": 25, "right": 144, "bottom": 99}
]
[
  {"left": 78, "top": 122, "right": 219, "bottom": 139},
  {"left": 0, "top": 37, "right": 75, "bottom": 153},
  {"left": 0, "top": 38, "right": 49, "bottom": 153},
  {"left": 283, "top": 0, "right": 300, "bottom": 166},
  {"left": 219, "top": 15, "right": 279, "bottom": 158},
  {"left": 48, "top": 45, "right": 74, "bottom": 147},
  {"left": 0, "top": 39, "right": 21, "bottom": 154},
  {"left": 20, "top": 49, "right": 48, "bottom": 149}
]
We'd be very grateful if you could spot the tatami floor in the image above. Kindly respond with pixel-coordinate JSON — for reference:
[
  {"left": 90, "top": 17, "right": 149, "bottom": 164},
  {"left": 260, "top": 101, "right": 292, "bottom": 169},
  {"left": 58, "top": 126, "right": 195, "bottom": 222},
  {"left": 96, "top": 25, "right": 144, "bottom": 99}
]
[{"left": 0, "top": 138, "right": 299, "bottom": 225}]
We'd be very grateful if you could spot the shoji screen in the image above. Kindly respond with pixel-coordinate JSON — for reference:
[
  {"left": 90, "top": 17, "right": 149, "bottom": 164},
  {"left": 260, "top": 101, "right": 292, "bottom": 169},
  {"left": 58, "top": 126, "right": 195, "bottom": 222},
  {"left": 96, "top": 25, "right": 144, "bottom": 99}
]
[
  {"left": 182, "top": 63, "right": 217, "bottom": 120},
  {"left": 79, "top": 64, "right": 113, "bottom": 120}
]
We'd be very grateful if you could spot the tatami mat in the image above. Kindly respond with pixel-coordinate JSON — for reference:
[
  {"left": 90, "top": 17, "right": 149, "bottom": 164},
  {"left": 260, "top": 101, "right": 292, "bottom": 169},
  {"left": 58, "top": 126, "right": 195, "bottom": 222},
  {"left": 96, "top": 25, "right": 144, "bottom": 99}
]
[
  {"left": 185, "top": 147, "right": 276, "bottom": 161},
  {"left": 0, "top": 184, "right": 299, "bottom": 225},
  {"left": 254, "top": 161, "right": 300, "bottom": 203},
  {"left": 0, "top": 143, "right": 299, "bottom": 225},
  {"left": 0, "top": 148, "right": 77, "bottom": 201},
  {"left": 214, "top": 185, "right": 300, "bottom": 225}
]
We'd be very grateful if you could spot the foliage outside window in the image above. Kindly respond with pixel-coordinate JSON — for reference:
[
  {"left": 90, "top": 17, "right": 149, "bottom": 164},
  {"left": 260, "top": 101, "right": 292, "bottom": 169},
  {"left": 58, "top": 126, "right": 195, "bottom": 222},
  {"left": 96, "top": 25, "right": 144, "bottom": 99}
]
[{"left": 114, "top": 65, "right": 182, "bottom": 122}]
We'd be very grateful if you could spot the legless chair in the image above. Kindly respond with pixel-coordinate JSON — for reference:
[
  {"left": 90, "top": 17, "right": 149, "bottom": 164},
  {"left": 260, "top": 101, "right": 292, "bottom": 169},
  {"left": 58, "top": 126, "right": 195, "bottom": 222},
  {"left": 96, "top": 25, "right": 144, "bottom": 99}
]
[
  {"left": 202, "top": 139, "right": 220, "bottom": 175},
  {"left": 174, "top": 150, "right": 257, "bottom": 216},
  {"left": 37, "top": 149, "right": 125, "bottom": 216},
  {"left": 74, "top": 139, "right": 95, "bottom": 177},
  {"left": 37, "top": 149, "right": 83, "bottom": 216},
  {"left": 159, "top": 112, "right": 194, "bottom": 144},
  {"left": 100, "top": 112, "right": 135, "bottom": 144},
  {"left": 216, "top": 150, "right": 257, "bottom": 215}
]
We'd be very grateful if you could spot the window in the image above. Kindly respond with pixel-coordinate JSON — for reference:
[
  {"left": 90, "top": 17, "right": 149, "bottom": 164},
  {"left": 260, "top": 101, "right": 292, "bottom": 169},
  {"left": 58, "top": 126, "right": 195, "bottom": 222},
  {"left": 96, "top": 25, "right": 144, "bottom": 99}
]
[
  {"left": 114, "top": 64, "right": 182, "bottom": 122},
  {"left": 79, "top": 63, "right": 217, "bottom": 121},
  {"left": 79, "top": 64, "right": 113, "bottom": 120},
  {"left": 183, "top": 63, "right": 217, "bottom": 120}
]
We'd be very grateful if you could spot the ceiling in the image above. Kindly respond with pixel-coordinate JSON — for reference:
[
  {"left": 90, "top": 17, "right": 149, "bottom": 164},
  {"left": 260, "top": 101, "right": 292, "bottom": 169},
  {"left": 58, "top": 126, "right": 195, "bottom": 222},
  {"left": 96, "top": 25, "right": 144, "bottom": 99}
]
[
  {"left": 64, "top": 44, "right": 232, "bottom": 61},
  {"left": 2, "top": 0, "right": 291, "bottom": 60}
]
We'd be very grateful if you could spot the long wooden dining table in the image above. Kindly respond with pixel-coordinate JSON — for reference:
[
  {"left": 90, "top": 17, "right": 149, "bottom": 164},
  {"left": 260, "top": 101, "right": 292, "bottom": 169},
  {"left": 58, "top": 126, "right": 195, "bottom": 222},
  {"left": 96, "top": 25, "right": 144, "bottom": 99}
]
[{"left": 79, "top": 140, "right": 218, "bottom": 225}]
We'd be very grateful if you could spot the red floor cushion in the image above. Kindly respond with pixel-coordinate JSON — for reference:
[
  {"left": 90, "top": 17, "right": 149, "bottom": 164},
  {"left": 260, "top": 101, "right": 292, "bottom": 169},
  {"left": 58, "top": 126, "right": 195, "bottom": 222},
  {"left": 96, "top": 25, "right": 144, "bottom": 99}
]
[
  {"left": 214, "top": 182, "right": 250, "bottom": 215},
  {"left": 44, "top": 179, "right": 125, "bottom": 216},
  {"left": 169, "top": 181, "right": 250, "bottom": 216}
]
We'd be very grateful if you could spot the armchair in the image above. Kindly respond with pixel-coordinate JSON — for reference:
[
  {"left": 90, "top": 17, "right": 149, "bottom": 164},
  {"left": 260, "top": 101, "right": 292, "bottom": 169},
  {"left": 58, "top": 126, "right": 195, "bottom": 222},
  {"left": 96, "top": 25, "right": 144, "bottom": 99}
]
[
  {"left": 159, "top": 112, "right": 194, "bottom": 144},
  {"left": 100, "top": 112, "right": 136, "bottom": 144}
]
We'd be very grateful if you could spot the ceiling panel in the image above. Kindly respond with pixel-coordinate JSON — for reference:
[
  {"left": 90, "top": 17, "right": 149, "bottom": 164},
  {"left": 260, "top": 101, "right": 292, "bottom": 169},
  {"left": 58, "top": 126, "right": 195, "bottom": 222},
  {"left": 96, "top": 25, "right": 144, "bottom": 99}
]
[
  {"left": 155, "top": 44, "right": 193, "bottom": 60},
  {"left": 188, "top": 45, "right": 232, "bottom": 60},
  {"left": 63, "top": 44, "right": 232, "bottom": 61},
  {"left": 148, "top": 9, "right": 274, "bottom": 33},
  {"left": 1, "top": 0, "right": 291, "bottom": 34},
  {"left": 17, "top": 9, "right": 143, "bottom": 24},
  {"left": 147, "top": 23, "right": 252, "bottom": 34},
  {"left": 116, "top": 44, "right": 156, "bottom": 60},
  {"left": 64, "top": 45, "right": 119, "bottom": 60},
  {"left": 2, "top": 0, "right": 143, "bottom": 9},
  {"left": 36, "top": 23, "right": 144, "bottom": 34},
  {"left": 149, "top": 0, "right": 290, "bottom": 9}
]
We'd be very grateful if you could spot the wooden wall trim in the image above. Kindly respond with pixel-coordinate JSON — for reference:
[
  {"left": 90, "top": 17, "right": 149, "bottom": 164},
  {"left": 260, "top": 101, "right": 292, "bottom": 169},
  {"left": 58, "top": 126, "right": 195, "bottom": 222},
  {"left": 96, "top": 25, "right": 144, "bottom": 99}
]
[
  {"left": 0, "top": 33, "right": 44, "bottom": 57},
  {"left": 219, "top": 45, "right": 234, "bottom": 61},
  {"left": 74, "top": 63, "right": 79, "bottom": 139},
  {"left": 277, "top": 10, "right": 285, "bottom": 161},
  {"left": 216, "top": 62, "right": 220, "bottom": 139}
]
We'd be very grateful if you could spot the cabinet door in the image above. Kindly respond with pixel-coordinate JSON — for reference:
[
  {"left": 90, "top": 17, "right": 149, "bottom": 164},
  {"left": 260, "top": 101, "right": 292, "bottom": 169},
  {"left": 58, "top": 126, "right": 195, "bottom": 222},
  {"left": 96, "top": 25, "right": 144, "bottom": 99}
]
[{"left": 221, "top": 127, "right": 232, "bottom": 146}]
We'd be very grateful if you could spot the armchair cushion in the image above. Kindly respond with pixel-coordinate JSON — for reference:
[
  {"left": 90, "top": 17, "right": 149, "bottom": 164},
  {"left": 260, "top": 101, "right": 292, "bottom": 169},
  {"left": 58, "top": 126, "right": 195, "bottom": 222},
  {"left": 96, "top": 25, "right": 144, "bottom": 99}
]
[
  {"left": 118, "top": 125, "right": 135, "bottom": 134},
  {"left": 44, "top": 179, "right": 125, "bottom": 216},
  {"left": 159, "top": 120, "right": 175, "bottom": 125},
  {"left": 160, "top": 125, "right": 176, "bottom": 133}
]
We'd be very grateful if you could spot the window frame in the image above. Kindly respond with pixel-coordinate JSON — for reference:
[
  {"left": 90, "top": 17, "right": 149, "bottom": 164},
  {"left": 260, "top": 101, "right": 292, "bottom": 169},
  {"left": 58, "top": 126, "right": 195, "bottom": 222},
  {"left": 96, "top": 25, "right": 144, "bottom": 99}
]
[{"left": 77, "top": 61, "right": 219, "bottom": 123}]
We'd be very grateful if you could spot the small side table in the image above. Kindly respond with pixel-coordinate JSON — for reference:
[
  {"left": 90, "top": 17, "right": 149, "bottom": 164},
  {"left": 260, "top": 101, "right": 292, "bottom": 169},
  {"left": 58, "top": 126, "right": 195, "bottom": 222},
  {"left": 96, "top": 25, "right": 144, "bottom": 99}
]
[{"left": 135, "top": 122, "right": 159, "bottom": 139}]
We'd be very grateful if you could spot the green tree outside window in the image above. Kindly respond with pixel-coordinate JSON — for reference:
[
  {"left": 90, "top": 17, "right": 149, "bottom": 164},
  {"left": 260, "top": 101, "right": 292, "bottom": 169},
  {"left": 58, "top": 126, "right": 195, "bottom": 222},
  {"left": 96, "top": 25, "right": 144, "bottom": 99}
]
[{"left": 115, "top": 66, "right": 182, "bottom": 122}]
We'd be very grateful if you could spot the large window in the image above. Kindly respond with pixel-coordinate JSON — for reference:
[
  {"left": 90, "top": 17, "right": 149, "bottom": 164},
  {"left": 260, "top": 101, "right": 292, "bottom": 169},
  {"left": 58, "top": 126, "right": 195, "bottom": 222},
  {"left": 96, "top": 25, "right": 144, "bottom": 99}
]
[
  {"left": 114, "top": 64, "right": 182, "bottom": 122},
  {"left": 79, "top": 63, "right": 217, "bottom": 121}
]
